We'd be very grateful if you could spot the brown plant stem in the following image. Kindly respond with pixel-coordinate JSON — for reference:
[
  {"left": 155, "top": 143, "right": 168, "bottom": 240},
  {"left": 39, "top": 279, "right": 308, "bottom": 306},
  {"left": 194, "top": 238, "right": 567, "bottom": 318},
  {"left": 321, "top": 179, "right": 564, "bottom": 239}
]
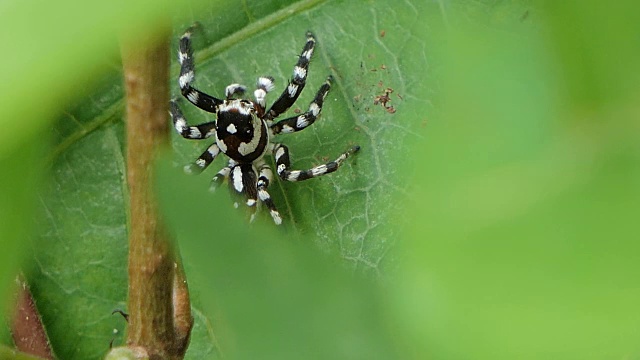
[
  {"left": 10, "top": 275, "right": 54, "bottom": 360},
  {"left": 121, "top": 27, "right": 192, "bottom": 360}
]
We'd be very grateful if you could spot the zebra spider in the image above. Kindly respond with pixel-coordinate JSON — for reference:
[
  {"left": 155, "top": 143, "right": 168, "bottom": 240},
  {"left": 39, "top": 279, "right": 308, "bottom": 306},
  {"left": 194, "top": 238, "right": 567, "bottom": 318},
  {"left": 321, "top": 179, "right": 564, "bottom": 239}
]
[{"left": 170, "top": 27, "right": 360, "bottom": 225}]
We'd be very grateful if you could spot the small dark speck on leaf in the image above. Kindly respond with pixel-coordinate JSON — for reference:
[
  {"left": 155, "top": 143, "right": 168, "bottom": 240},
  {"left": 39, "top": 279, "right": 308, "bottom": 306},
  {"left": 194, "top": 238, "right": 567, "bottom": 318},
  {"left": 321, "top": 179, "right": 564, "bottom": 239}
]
[
  {"left": 380, "top": 30, "right": 386, "bottom": 38},
  {"left": 374, "top": 87, "right": 396, "bottom": 114}
]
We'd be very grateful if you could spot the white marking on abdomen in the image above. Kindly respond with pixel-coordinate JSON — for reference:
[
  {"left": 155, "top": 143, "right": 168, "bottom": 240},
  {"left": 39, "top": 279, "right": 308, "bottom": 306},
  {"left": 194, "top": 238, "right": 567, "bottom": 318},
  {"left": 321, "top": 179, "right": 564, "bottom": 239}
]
[{"left": 238, "top": 120, "right": 264, "bottom": 156}]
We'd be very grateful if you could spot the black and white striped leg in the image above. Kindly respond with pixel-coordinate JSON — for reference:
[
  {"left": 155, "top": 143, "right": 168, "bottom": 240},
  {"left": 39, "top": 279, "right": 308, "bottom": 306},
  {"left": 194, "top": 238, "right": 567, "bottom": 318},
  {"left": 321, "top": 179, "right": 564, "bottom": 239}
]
[
  {"left": 255, "top": 159, "right": 283, "bottom": 225},
  {"left": 254, "top": 76, "right": 275, "bottom": 111},
  {"left": 225, "top": 84, "right": 247, "bottom": 99},
  {"left": 271, "top": 75, "right": 332, "bottom": 135},
  {"left": 209, "top": 160, "right": 236, "bottom": 192},
  {"left": 228, "top": 164, "right": 259, "bottom": 221},
  {"left": 170, "top": 100, "right": 216, "bottom": 139},
  {"left": 266, "top": 32, "right": 316, "bottom": 120},
  {"left": 178, "top": 29, "right": 223, "bottom": 112},
  {"left": 184, "top": 143, "right": 221, "bottom": 174},
  {"left": 273, "top": 143, "right": 361, "bottom": 182}
]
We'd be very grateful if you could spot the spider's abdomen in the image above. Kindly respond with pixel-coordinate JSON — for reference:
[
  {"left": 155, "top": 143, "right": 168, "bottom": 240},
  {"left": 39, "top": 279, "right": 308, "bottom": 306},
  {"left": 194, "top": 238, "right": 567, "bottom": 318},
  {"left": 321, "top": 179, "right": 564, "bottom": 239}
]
[{"left": 215, "top": 100, "right": 269, "bottom": 163}]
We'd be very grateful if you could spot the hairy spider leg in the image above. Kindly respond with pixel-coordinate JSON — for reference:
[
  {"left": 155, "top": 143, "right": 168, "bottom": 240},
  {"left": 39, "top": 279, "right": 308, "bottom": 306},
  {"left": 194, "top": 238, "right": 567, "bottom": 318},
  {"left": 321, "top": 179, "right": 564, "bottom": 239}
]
[
  {"left": 225, "top": 83, "right": 247, "bottom": 99},
  {"left": 178, "top": 29, "right": 224, "bottom": 112},
  {"left": 271, "top": 75, "right": 332, "bottom": 135},
  {"left": 183, "top": 143, "right": 221, "bottom": 174},
  {"left": 255, "top": 158, "right": 282, "bottom": 225},
  {"left": 266, "top": 32, "right": 316, "bottom": 120},
  {"left": 273, "top": 144, "right": 360, "bottom": 182},
  {"left": 254, "top": 76, "right": 276, "bottom": 116},
  {"left": 169, "top": 99, "right": 217, "bottom": 140},
  {"left": 170, "top": 99, "right": 221, "bottom": 174},
  {"left": 209, "top": 159, "right": 236, "bottom": 192}
]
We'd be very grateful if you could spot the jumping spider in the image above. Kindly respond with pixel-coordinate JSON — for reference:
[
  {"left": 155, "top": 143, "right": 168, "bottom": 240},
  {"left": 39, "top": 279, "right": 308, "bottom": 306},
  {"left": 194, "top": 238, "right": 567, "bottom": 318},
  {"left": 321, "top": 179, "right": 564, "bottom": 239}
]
[{"left": 169, "top": 28, "right": 360, "bottom": 225}]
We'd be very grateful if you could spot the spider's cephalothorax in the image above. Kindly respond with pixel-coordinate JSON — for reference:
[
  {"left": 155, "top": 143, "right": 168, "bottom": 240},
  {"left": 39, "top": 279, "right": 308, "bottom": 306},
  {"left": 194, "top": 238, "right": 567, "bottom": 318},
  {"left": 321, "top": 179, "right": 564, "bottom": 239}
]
[
  {"left": 169, "top": 27, "right": 360, "bottom": 225},
  {"left": 215, "top": 100, "right": 269, "bottom": 163}
]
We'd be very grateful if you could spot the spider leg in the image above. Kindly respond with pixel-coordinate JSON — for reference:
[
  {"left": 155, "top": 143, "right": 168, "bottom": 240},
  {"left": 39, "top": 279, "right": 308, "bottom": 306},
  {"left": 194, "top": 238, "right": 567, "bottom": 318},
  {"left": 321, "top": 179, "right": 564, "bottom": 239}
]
[
  {"left": 225, "top": 84, "right": 247, "bottom": 99},
  {"left": 266, "top": 32, "right": 316, "bottom": 120},
  {"left": 254, "top": 76, "right": 276, "bottom": 116},
  {"left": 170, "top": 100, "right": 216, "bottom": 139},
  {"left": 178, "top": 29, "right": 224, "bottom": 112},
  {"left": 183, "top": 143, "right": 221, "bottom": 174},
  {"left": 228, "top": 164, "right": 259, "bottom": 222},
  {"left": 273, "top": 143, "right": 360, "bottom": 182},
  {"left": 270, "top": 75, "right": 332, "bottom": 135},
  {"left": 255, "top": 158, "right": 283, "bottom": 225},
  {"left": 209, "top": 159, "right": 236, "bottom": 192}
]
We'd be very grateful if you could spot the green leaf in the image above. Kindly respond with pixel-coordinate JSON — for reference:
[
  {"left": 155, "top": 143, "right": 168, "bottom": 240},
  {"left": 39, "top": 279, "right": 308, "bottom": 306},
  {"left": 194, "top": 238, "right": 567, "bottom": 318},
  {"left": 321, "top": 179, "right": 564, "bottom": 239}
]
[
  {"left": 394, "top": 2, "right": 640, "bottom": 359},
  {"left": 23, "top": 0, "right": 428, "bottom": 359},
  {"left": 157, "top": 159, "right": 401, "bottom": 359}
]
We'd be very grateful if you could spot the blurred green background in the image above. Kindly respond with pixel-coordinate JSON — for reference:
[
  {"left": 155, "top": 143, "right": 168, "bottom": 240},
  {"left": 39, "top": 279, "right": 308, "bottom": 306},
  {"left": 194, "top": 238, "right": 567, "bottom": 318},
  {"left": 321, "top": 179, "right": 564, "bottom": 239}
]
[{"left": 1, "top": 0, "right": 639, "bottom": 359}]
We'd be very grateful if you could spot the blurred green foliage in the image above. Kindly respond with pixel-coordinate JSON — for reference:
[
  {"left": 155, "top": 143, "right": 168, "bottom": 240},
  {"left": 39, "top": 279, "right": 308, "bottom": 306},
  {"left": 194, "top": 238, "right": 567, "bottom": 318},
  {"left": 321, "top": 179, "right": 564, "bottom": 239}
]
[
  {"left": 1, "top": 0, "right": 639, "bottom": 359},
  {"left": 0, "top": 345, "right": 44, "bottom": 360},
  {"left": 395, "top": 1, "right": 640, "bottom": 359}
]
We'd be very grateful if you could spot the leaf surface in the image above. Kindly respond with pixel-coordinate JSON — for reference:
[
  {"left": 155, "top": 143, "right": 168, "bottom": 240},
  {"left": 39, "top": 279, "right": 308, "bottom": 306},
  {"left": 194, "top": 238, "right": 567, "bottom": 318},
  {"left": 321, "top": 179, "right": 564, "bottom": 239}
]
[{"left": 28, "top": 0, "right": 428, "bottom": 358}]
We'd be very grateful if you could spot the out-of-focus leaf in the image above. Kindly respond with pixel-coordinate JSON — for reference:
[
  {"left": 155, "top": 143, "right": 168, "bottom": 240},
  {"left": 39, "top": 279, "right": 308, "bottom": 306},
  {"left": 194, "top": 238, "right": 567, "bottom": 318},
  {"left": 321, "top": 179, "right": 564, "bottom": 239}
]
[
  {"left": 541, "top": 0, "right": 640, "bottom": 108},
  {"left": 0, "top": 345, "right": 45, "bottom": 360},
  {"left": 0, "top": 139, "right": 44, "bottom": 345},
  {"left": 158, "top": 158, "right": 400, "bottom": 359},
  {"left": 395, "top": 2, "right": 640, "bottom": 359}
]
